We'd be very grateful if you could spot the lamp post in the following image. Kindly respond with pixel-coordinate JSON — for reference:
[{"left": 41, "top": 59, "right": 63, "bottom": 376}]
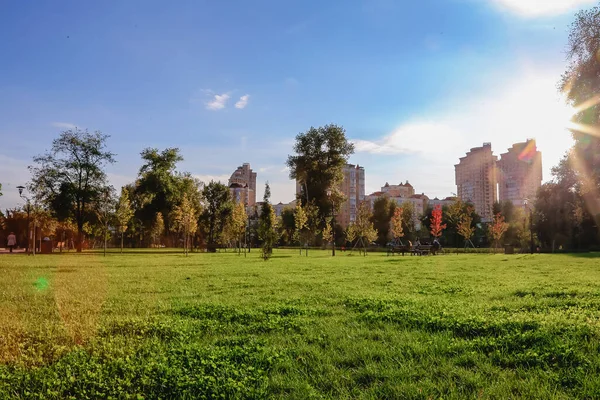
[
  {"left": 17, "top": 186, "right": 34, "bottom": 256},
  {"left": 523, "top": 199, "right": 534, "bottom": 254},
  {"left": 326, "top": 189, "right": 336, "bottom": 256}
]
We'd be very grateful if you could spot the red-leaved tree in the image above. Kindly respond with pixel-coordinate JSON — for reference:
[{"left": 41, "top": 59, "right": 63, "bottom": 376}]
[{"left": 429, "top": 205, "right": 446, "bottom": 238}]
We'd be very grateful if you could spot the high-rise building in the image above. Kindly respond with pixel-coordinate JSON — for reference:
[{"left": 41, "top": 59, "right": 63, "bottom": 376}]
[
  {"left": 337, "top": 164, "right": 365, "bottom": 228},
  {"left": 295, "top": 163, "right": 365, "bottom": 228},
  {"left": 455, "top": 143, "right": 497, "bottom": 221},
  {"left": 497, "top": 139, "right": 542, "bottom": 207},
  {"left": 228, "top": 163, "right": 257, "bottom": 206}
]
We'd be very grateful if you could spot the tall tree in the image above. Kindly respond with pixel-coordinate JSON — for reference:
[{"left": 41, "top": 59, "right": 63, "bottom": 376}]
[
  {"left": 134, "top": 148, "right": 184, "bottom": 242},
  {"left": 258, "top": 183, "right": 277, "bottom": 260},
  {"left": 115, "top": 188, "right": 134, "bottom": 252},
  {"left": 286, "top": 124, "right": 354, "bottom": 226},
  {"left": 29, "top": 129, "right": 115, "bottom": 252},
  {"left": 561, "top": 5, "right": 600, "bottom": 202},
  {"left": 429, "top": 205, "right": 447, "bottom": 239},
  {"left": 200, "top": 181, "right": 232, "bottom": 251},
  {"left": 370, "top": 197, "right": 396, "bottom": 246}
]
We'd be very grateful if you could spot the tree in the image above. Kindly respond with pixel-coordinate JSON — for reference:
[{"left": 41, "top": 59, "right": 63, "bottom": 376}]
[
  {"left": 457, "top": 206, "right": 476, "bottom": 248},
  {"left": 370, "top": 197, "right": 396, "bottom": 246},
  {"left": 351, "top": 201, "right": 378, "bottom": 255},
  {"left": 29, "top": 129, "right": 115, "bottom": 252},
  {"left": 488, "top": 213, "right": 509, "bottom": 251},
  {"left": 96, "top": 187, "right": 116, "bottom": 256},
  {"left": 390, "top": 207, "right": 405, "bottom": 244},
  {"left": 293, "top": 203, "right": 308, "bottom": 255},
  {"left": 115, "top": 188, "right": 134, "bottom": 253},
  {"left": 280, "top": 207, "right": 295, "bottom": 245},
  {"left": 561, "top": 5, "right": 600, "bottom": 194},
  {"left": 258, "top": 183, "right": 277, "bottom": 260},
  {"left": 429, "top": 205, "right": 447, "bottom": 239},
  {"left": 345, "top": 224, "right": 357, "bottom": 247},
  {"left": 230, "top": 201, "right": 248, "bottom": 253},
  {"left": 201, "top": 181, "right": 233, "bottom": 252},
  {"left": 322, "top": 219, "right": 333, "bottom": 249},
  {"left": 171, "top": 195, "right": 198, "bottom": 256},
  {"left": 286, "top": 124, "right": 354, "bottom": 228},
  {"left": 151, "top": 212, "right": 165, "bottom": 247},
  {"left": 401, "top": 202, "right": 416, "bottom": 239},
  {"left": 134, "top": 148, "right": 184, "bottom": 245}
]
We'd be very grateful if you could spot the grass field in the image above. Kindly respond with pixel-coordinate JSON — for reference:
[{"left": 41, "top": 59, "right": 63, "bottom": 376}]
[{"left": 1, "top": 250, "right": 600, "bottom": 399}]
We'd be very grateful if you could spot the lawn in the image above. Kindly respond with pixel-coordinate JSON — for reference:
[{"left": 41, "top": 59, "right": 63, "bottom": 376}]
[{"left": 1, "top": 250, "right": 599, "bottom": 399}]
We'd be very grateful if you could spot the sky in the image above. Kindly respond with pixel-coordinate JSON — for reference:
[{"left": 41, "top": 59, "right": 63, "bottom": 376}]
[{"left": 0, "top": 0, "right": 595, "bottom": 209}]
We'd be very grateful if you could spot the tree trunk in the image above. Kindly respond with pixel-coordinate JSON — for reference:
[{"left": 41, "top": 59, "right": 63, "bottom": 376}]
[{"left": 121, "top": 232, "right": 124, "bottom": 253}]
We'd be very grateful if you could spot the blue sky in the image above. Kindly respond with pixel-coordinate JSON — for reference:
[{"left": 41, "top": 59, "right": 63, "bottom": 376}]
[{"left": 0, "top": 0, "right": 594, "bottom": 208}]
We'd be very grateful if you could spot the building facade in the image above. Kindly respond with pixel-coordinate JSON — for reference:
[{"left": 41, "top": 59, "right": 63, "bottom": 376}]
[
  {"left": 229, "top": 163, "right": 257, "bottom": 206},
  {"left": 336, "top": 164, "right": 366, "bottom": 228},
  {"left": 497, "top": 139, "right": 542, "bottom": 207},
  {"left": 455, "top": 143, "right": 497, "bottom": 222}
]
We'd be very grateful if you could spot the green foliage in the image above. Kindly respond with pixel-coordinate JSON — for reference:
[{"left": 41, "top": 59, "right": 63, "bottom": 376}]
[
  {"left": 370, "top": 197, "right": 396, "bottom": 245},
  {"left": 293, "top": 203, "right": 307, "bottom": 245},
  {"left": 171, "top": 195, "right": 199, "bottom": 255},
  {"left": 258, "top": 183, "right": 277, "bottom": 260},
  {"left": 279, "top": 207, "right": 295, "bottom": 245},
  {"left": 115, "top": 188, "right": 134, "bottom": 234},
  {"left": 286, "top": 124, "right": 354, "bottom": 228},
  {"left": 134, "top": 148, "right": 185, "bottom": 241},
  {"left": 200, "top": 181, "right": 233, "bottom": 251},
  {"left": 29, "top": 129, "right": 115, "bottom": 251}
]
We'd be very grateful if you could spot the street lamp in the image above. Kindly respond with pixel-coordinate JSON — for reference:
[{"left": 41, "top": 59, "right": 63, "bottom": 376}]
[
  {"left": 16, "top": 185, "right": 34, "bottom": 256},
  {"left": 326, "top": 188, "right": 336, "bottom": 256},
  {"left": 523, "top": 199, "right": 534, "bottom": 254}
]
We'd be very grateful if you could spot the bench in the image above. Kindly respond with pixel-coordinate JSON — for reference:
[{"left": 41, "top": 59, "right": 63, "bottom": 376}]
[
  {"left": 387, "top": 245, "right": 410, "bottom": 256},
  {"left": 412, "top": 245, "right": 433, "bottom": 256}
]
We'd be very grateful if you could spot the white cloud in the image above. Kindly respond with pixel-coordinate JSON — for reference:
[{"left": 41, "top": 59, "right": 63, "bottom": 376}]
[
  {"left": 51, "top": 122, "right": 77, "bottom": 129},
  {"left": 235, "top": 94, "right": 250, "bottom": 109},
  {"left": 353, "top": 69, "right": 575, "bottom": 198},
  {"left": 490, "top": 0, "right": 595, "bottom": 17},
  {"left": 206, "top": 94, "right": 230, "bottom": 110}
]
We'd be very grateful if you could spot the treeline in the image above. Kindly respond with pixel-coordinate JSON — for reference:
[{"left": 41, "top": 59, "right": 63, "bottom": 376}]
[{"left": 2, "top": 4, "right": 600, "bottom": 254}]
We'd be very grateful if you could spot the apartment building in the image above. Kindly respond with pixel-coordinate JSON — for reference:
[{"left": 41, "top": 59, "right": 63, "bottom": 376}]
[
  {"left": 497, "top": 139, "right": 542, "bottom": 207},
  {"left": 228, "top": 163, "right": 257, "bottom": 206},
  {"left": 455, "top": 143, "right": 497, "bottom": 222},
  {"left": 336, "top": 164, "right": 366, "bottom": 228}
]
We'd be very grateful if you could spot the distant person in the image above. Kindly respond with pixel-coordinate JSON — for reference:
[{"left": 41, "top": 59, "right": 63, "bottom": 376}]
[{"left": 7, "top": 232, "right": 16, "bottom": 253}]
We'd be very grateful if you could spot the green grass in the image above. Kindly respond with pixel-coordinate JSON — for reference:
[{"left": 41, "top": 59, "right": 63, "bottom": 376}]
[{"left": 1, "top": 250, "right": 600, "bottom": 399}]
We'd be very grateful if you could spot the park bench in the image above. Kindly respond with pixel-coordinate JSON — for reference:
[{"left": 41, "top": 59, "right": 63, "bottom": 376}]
[
  {"left": 412, "top": 245, "right": 433, "bottom": 256},
  {"left": 387, "top": 245, "right": 410, "bottom": 256}
]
